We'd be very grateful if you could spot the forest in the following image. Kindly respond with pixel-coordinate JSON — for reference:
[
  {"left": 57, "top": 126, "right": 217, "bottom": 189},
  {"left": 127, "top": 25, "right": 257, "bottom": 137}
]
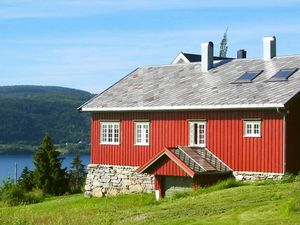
[{"left": 0, "top": 85, "right": 94, "bottom": 154}]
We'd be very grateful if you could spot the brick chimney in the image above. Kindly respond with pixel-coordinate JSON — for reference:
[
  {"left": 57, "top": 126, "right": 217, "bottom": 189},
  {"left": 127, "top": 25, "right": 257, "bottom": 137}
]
[{"left": 237, "top": 49, "right": 247, "bottom": 59}]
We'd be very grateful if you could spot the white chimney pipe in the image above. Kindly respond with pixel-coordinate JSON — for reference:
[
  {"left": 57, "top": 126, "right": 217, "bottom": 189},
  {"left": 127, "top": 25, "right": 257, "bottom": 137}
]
[
  {"left": 263, "top": 36, "right": 276, "bottom": 60},
  {"left": 201, "top": 41, "right": 214, "bottom": 72}
]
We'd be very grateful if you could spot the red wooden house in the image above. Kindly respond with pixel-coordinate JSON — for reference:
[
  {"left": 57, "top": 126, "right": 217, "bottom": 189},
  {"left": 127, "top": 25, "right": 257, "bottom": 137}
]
[{"left": 79, "top": 36, "right": 300, "bottom": 199}]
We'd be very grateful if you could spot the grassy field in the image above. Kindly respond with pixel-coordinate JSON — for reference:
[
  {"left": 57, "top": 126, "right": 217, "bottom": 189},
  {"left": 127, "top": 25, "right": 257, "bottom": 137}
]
[{"left": 0, "top": 180, "right": 300, "bottom": 225}]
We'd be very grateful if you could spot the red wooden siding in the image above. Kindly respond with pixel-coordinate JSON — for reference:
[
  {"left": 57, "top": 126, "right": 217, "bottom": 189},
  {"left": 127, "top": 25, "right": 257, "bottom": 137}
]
[
  {"left": 145, "top": 155, "right": 189, "bottom": 177},
  {"left": 91, "top": 110, "right": 283, "bottom": 173}
]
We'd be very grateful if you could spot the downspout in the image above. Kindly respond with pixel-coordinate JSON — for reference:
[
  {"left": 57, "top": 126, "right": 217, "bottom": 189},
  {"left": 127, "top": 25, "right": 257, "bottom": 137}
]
[{"left": 276, "top": 107, "right": 287, "bottom": 174}]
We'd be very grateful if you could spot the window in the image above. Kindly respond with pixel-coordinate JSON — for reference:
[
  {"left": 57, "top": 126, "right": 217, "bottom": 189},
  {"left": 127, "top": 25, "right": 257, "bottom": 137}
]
[
  {"left": 267, "top": 68, "right": 298, "bottom": 82},
  {"left": 135, "top": 122, "right": 150, "bottom": 145},
  {"left": 232, "top": 70, "right": 263, "bottom": 84},
  {"left": 189, "top": 121, "right": 206, "bottom": 147},
  {"left": 244, "top": 120, "right": 261, "bottom": 137},
  {"left": 101, "top": 121, "right": 120, "bottom": 144}
]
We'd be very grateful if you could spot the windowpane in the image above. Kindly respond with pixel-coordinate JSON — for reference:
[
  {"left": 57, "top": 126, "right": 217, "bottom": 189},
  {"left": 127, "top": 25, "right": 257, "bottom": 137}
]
[
  {"left": 233, "top": 70, "right": 263, "bottom": 83},
  {"left": 246, "top": 124, "right": 252, "bottom": 134},
  {"left": 244, "top": 121, "right": 261, "bottom": 137},
  {"left": 267, "top": 68, "right": 298, "bottom": 82},
  {"left": 101, "top": 122, "right": 120, "bottom": 144},
  {"left": 135, "top": 122, "right": 150, "bottom": 145},
  {"left": 194, "top": 123, "right": 198, "bottom": 145},
  {"left": 189, "top": 121, "right": 206, "bottom": 147}
]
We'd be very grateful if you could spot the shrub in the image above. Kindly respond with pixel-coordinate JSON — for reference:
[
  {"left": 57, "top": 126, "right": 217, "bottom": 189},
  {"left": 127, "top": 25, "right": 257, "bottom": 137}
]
[
  {"left": 0, "top": 182, "right": 25, "bottom": 206},
  {"left": 0, "top": 178, "right": 44, "bottom": 206},
  {"left": 24, "top": 189, "right": 44, "bottom": 204},
  {"left": 281, "top": 174, "right": 297, "bottom": 184}
]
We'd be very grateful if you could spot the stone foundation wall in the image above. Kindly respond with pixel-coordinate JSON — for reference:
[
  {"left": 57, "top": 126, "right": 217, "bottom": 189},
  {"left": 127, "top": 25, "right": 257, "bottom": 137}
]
[
  {"left": 233, "top": 171, "right": 283, "bottom": 181},
  {"left": 84, "top": 164, "right": 154, "bottom": 197}
]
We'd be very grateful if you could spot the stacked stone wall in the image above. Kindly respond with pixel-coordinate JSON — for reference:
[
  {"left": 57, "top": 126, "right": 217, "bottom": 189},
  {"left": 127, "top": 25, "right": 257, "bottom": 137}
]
[
  {"left": 233, "top": 171, "right": 283, "bottom": 181},
  {"left": 85, "top": 164, "right": 154, "bottom": 197}
]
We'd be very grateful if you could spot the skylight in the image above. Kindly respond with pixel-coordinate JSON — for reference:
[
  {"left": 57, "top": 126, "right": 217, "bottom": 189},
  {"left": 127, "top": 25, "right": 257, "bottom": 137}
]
[
  {"left": 267, "top": 68, "right": 298, "bottom": 82},
  {"left": 232, "top": 70, "right": 263, "bottom": 84}
]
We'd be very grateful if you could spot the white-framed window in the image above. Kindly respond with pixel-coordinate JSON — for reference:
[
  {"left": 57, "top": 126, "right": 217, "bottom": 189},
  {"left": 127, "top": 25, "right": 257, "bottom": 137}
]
[
  {"left": 189, "top": 121, "right": 206, "bottom": 147},
  {"left": 244, "top": 120, "right": 261, "bottom": 137},
  {"left": 135, "top": 121, "right": 150, "bottom": 146},
  {"left": 100, "top": 121, "right": 120, "bottom": 144}
]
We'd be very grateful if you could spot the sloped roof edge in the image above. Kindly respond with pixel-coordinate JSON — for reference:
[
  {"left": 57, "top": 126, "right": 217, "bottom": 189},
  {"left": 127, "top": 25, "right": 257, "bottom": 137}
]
[
  {"left": 77, "top": 67, "right": 140, "bottom": 111},
  {"left": 80, "top": 103, "right": 284, "bottom": 112},
  {"left": 136, "top": 147, "right": 196, "bottom": 177}
]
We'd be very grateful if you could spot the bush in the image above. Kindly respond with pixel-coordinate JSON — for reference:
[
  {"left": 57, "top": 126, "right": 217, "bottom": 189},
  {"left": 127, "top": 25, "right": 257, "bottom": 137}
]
[
  {"left": 0, "top": 182, "right": 25, "bottom": 206},
  {"left": 24, "top": 189, "right": 44, "bottom": 204},
  {"left": 281, "top": 174, "right": 297, "bottom": 184},
  {"left": 0, "top": 178, "right": 44, "bottom": 206}
]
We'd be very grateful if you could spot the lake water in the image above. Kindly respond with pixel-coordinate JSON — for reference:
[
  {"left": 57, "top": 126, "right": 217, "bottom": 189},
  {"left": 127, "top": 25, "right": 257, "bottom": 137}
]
[{"left": 0, "top": 154, "right": 90, "bottom": 184}]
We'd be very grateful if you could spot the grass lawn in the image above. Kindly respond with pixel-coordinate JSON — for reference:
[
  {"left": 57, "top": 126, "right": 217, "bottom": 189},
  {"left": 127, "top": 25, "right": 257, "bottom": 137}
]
[{"left": 0, "top": 180, "right": 299, "bottom": 225}]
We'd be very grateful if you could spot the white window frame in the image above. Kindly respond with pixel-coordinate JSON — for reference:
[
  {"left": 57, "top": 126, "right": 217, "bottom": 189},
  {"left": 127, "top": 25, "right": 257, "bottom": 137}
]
[
  {"left": 100, "top": 121, "right": 120, "bottom": 145},
  {"left": 189, "top": 120, "right": 206, "bottom": 147},
  {"left": 135, "top": 121, "right": 150, "bottom": 146},
  {"left": 243, "top": 120, "right": 261, "bottom": 137}
]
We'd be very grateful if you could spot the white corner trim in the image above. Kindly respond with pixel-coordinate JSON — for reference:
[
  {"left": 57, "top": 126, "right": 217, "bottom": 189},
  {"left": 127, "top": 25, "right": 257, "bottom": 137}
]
[{"left": 155, "top": 190, "right": 161, "bottom": 200}]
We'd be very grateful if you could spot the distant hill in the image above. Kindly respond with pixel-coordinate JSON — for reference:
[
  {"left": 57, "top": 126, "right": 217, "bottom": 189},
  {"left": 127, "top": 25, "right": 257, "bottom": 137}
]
[{"left": 0, "top": 85, "right": 94, "bottom": 153}]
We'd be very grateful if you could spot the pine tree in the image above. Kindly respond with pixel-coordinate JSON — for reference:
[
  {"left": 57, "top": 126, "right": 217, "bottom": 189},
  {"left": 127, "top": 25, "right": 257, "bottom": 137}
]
[
  {"left": 33, "top": 134, "right": 68, "bottom": 195},
  {"left": 219, "top": 28, "right": 228, "bottom": 57},
  {"left": 69, "top": 154, "right": 86, "bottom": 193},
  {"left": 18, "top": 166, "right": 34, "bottom": 191}
]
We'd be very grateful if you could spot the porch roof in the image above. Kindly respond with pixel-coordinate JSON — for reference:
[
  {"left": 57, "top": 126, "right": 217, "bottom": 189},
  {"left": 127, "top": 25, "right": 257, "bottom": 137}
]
[{"left": 136, "top": 146, "right": 231, "bottom": 178}]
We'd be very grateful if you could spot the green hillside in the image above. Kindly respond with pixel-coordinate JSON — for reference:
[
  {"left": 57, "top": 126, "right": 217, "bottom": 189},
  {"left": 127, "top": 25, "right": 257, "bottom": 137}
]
[
  {"left": 0, "top": 180, "right": 299, "bottom": 225},
  {"left": 0, "top": 85, "right": 94, "bottom": 154}
]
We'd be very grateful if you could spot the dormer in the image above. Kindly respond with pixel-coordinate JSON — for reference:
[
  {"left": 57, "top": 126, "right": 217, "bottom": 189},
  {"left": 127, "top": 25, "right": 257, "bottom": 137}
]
[{"left": 171, "top": 51, "right": 233, "bottom": 64}]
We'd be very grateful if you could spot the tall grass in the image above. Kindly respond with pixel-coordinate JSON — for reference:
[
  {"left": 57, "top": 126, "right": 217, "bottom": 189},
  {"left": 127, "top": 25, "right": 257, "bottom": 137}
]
[{"left": 171, "top": 178, "right": 244, "bottom": 200}]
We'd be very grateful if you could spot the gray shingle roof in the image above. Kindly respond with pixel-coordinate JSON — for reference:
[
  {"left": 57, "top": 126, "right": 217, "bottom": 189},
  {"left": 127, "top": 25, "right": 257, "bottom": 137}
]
[{"left": 79, "top": 56, "right": 300, "bottom": 111}]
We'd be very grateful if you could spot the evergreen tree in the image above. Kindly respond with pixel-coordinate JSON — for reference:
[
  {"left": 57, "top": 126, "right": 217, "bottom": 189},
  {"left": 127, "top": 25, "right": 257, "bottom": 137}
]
[
  {"left": 33, "top": 134, "right": 68, "bottom": 195},
  {"left": 69, "top": 154, "right": 86, "bottom": 193},
  {"left": 18, "top": 166, "right": 34, "bottom": 191},
  {"left": 219, "top": 28, "right": 228, "bottom": 57}
]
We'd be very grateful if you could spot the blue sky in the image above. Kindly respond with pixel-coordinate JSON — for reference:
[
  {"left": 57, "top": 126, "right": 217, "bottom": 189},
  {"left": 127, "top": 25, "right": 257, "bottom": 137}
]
[{"left": 1, "top": 0, "right": 300, "bottom": 93}]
